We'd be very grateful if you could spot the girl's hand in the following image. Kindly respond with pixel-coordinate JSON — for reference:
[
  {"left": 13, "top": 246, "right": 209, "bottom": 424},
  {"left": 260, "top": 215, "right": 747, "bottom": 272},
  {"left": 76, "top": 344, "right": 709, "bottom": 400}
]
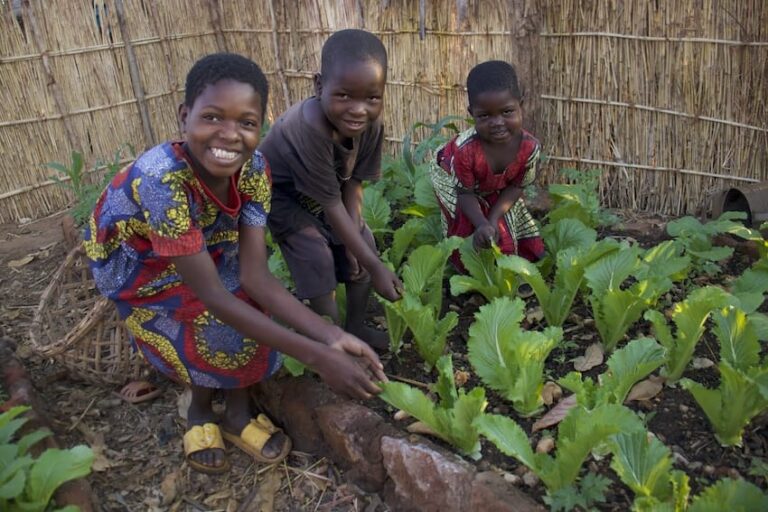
[
  {"left": 371, "top": 264, "right": 403, "bottom": 301},
  {"left": 473, "top": 223, "right": 498, "bottom": 250},
  {"left": 325, "top": 329, "right": 388, "bottom": 383},
  {"left": 313, "top": 349, "right": 385, "bottom": 400}
]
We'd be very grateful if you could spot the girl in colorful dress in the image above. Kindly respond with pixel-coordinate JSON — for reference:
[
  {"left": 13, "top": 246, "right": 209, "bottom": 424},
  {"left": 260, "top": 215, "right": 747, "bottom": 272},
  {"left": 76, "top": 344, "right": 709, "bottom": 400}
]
[
  {"left": 430, "top": 60, "right": 545, "bottom": 267},
  {"left": 84, "top": 53, "right": 385, "bottom": 474}
]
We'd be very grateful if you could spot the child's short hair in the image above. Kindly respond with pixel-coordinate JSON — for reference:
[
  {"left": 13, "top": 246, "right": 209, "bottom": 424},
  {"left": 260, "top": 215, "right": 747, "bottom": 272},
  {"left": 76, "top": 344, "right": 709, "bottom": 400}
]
[
  {"left": 184, "top": 53, "right": 269, "bottom": 113},
  {"left": 321, "top": 29, "right": 388, "bottom": 78},
  {"left": 466, "top": 60, "right": 522, "bottom": 105}
]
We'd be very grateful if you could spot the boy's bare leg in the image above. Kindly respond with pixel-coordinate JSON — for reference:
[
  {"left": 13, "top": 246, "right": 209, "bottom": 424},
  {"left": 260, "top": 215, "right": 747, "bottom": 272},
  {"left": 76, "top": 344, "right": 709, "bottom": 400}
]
[
  {"left": 308, "top": 291, "right": 340, "bottom": 324},
  {"left": 223, "top": 387, "right": 286, "bottom": 459},
  {"left": 188, "top": 385, "right": 225, "bottom": 469},
  {"left": 345, "top": 280, "right": 388, "bottom": 350}
]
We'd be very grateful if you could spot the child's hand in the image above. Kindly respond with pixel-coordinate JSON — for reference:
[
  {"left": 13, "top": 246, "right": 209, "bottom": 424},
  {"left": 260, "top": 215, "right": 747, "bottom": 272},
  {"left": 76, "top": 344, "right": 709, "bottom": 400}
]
[
  {"left": 473, "top": 223, "right": 498, "bottom": 250},
  {"left": 326, "top": 331, "right": 387, "bottom": 383},
  {"left": 313, "top": 349, "right": 385, "bottom": 400},
  {"left": 371, "top": 265, "right": 403, "bottom": 301}
]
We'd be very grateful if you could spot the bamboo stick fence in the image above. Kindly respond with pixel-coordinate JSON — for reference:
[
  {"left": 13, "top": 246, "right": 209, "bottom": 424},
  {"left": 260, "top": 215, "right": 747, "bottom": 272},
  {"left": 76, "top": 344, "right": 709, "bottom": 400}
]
[{"left": 0, "top": 0, "right": 765, "bottom": 223}]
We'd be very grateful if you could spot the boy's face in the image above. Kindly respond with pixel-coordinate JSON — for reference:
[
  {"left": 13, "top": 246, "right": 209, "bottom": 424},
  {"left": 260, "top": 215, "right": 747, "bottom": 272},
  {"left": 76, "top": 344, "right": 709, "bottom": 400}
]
[
  {"left": 314, "top": 59, "right": 385, "bottom": 139},
  {"left": 178, "top": 79, "right": 263, "bottom": 182},
  {"left": 468, "top": 89, "right": 523, "bottom": 145}
]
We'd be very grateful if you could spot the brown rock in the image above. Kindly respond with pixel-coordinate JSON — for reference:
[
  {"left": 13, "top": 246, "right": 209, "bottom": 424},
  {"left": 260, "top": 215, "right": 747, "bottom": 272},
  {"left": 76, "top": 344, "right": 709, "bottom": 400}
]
[
  {"left": 470, "top": 472, "right": 544, "bottom": 512},
  {"left": 316, "top": 402, "right": 398, "bottom": 491},
  {"left": 381, "top": 436, "right": 473, "bottom": 512}
]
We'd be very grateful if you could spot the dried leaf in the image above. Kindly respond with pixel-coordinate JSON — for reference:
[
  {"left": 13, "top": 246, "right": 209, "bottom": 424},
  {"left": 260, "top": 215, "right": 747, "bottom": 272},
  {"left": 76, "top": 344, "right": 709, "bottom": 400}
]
[
  {"left": 536, "top": 436, "right": 555, "bottom": 454},
  {"left": 626, "top": 375, "right": 665, "bottom": 402},
  {"left": 691, "top": 357, "right": 715, "bottom": 370},
  {"left": 532, "top": 395, "right": 577, "bottom": 432},
  {"left": 8, "top": 255, "right": 34, "bottom": 268},
  {"left": 572, "top": 343, "right": 604, "bottom": 372},
  {"left": 160, "top": 470, "right": 179, "bottom": 505},
  {"left": 541, "top": 381, "right": 562, "bottom": 406},
  {"left": 254, "top": 468, "right": 283, "bottom": 512},
  {"left": 453, "top": 370, "right": 470, "bottom": 388},
  {"left": 177, "top": 388, "right": 191, "bottom": 420},
  {"left": 76, "top": 425, "right": 113, "bottom": 472}
]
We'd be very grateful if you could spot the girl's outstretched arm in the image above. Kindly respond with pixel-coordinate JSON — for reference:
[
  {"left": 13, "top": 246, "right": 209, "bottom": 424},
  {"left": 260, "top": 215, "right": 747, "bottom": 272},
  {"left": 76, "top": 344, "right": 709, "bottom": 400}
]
[
  {"left": 170, "top": 240, "right": 384, "bottom": 399},
  {"left": 457, "top": 191, "right": 497, "bottom": 250},
  {"left": 487, "top": 183, "right": 523, "bottom": 225}
]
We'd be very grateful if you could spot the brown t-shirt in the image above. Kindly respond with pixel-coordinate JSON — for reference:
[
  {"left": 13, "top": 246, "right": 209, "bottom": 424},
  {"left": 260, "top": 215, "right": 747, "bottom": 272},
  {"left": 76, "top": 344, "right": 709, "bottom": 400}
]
[{"left": 259, "top": 98, "right": 383, "bottom": 241}]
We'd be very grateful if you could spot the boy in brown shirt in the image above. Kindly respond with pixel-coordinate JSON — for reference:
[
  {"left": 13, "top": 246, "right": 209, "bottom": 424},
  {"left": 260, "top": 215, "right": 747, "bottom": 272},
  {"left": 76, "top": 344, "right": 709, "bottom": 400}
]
[{"left": 259, "top": 29, "right": 401, "bottom": 350}]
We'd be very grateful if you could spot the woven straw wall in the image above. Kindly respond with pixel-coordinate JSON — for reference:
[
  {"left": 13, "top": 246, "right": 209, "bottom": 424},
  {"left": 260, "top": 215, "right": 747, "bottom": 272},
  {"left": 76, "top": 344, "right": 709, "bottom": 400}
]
[{"left": 0, "top": 0, "right": 765, "bottom": 223}]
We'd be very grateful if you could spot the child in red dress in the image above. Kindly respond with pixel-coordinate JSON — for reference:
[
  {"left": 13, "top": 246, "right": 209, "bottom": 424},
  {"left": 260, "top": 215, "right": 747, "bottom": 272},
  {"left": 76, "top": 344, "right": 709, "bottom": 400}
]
[{"left": 430, "top": 60, "right": 545, "bottom": 267}]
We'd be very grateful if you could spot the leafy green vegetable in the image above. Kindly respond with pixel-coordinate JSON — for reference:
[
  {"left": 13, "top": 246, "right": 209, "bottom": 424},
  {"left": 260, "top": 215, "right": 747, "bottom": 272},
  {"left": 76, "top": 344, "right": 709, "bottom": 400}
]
[
  {"left": 379, "top": 355, "right": 487, "bottom": 458},
  {"left": 467, "top": 296, "right": 562, "bottom": 416},
  {"left": 609, "top": 431, "right": 675, "bottom": 500},
  {"left": 688, "top": 478, "right": 768, "bottom": 511},
  {"left": 0, "top": 406, "right": 94, "bottom": 512},
  {"left": 390, "top": 294, "right": 458, "bottom": 368},
  {"left": 499, "top": 237, "right": 620, "bottom": 327},
  {"left": 538, "top": 218, "right": 598, "bottom": 278},
  {"left": 546, "top": 168, "right": 616, "bottom": 229},
  {"left": 476, "top": 404, "right": 645, "bottom": 491},
  {"left": 362, "top": 186, "right": 392, "bottom": 246},
  {"left": 560, "top": 338, "right": 666, "bottom": 409},
  {"left": 729, "top": 257, "right": 768, "bottom": 314},
  {"left": 585, "top": 246, "right": 673, "bottom": 351},
  {"left": 644, "top": 286, "right": 731, "bottom": 382},
  {"left": 666, "top": 212, "right": 750, "bottom": 276},
  {"left": 681, "top": 362, "right": 768, "bottom": 446},
  {"left": 543, "top": 472, "right": 612, "bottom": 512},
  {"left": 713, "top": 307, "right": 762, "bottom": 371},
  {"left": 449, "top": 239, "right": 518, "bottom": 302}
]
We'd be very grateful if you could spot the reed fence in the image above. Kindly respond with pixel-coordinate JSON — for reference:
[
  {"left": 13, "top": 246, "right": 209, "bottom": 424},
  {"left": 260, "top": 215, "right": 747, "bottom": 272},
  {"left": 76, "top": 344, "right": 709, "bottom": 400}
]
[{"left": 0, "top": 0, "right": 765, "bottom": 223}]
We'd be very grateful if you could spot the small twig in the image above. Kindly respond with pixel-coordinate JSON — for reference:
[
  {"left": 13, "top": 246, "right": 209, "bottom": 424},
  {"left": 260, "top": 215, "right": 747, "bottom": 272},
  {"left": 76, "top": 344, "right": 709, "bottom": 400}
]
[
  {"left": 283, "top": 459, "right": 294, "bottom": 496},
  {"left": 235, "top": 486, "right": 260, "bottom": 512},
  {"left": 312, "top": 487, "right": 328, "bottom": 512},
  {"left": 67, "top": 397, "right": 96, "bottom": 432},
  {"left": 386, "top": 373, "right": 430, "bottom": 389}
]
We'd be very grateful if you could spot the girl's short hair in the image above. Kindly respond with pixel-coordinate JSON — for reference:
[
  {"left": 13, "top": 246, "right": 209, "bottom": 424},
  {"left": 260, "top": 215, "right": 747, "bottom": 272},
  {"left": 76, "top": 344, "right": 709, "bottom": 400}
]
[{"left": 185, "top": 53, "right": 269, "bottom": 113}]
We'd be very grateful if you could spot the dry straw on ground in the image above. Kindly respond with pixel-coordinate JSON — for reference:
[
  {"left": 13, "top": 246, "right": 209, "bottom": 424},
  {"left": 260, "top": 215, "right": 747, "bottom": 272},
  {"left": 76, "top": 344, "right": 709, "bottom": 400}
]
[{"left": 0, "top": 0, "right": 765, "bottom": 222}]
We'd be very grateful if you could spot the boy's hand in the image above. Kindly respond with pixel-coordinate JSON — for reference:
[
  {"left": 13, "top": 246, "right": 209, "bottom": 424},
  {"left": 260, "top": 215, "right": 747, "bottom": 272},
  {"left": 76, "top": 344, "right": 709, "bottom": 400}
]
[
  {"left": 313, "top": 349, "right": 385, "bottom": 400},
  {"left": 473, "top": 223, "right": 498, "bottom": 251},
  {"left": 371, "top": 265, "right": 403, "bottom": 301}
]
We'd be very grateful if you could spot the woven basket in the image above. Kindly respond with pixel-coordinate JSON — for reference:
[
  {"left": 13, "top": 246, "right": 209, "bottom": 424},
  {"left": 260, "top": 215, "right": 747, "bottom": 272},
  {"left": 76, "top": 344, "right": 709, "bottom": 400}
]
[{"left": 29, "top": 242, "right": 147, "bottom": 385}]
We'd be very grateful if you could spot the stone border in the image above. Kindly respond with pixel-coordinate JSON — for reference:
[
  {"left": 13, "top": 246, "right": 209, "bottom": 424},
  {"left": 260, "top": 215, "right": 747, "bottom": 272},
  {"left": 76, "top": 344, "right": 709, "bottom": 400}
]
[
  {"left": 252, "top": 376, "right": 543, "bottom": 512},
  {"left": 0, "top": 337, "right": 95, "bottom": 512}
]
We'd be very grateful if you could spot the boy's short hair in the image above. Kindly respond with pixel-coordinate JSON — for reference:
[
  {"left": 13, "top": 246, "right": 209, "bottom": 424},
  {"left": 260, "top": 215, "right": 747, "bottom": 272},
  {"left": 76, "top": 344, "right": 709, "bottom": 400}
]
[
  {"left": 466, "top": 60, "right": 522, "bottom": 105},
  {"left": 321, "top": 29, "right": 388, "bottom": 78},
  {"left": 185, "top": 53, "right": 269, "bottom": 114}
]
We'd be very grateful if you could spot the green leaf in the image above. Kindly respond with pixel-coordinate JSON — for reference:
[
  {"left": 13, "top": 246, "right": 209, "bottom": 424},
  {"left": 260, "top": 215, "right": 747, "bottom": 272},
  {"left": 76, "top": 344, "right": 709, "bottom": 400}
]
[
  {"left": 450, "top": 239, "right": 516, "bottom": 302},
  {"left": 713, "top": 307, "right": 761, "bottom": 371},
  {"left": 610, "top": 432, "right": 673, "bottom": 499},
  {"left": 729, "top": 258, "right": 768, "bottom": 314},
  {"left": 26, "top": 445, "right": 93, "bottom": 506},
  {"left": 282, "top": 356, "right": 306, "bottom": 377},
  {"left": 379, "top": 381, "right": 438, "bottom": 428},
  {"left": 381, "top": 299, "right": 408, "bottom": 354},
  {"left": 433, "top": 355, "right": 459, "bottom": 409},
  {"left": 0, "top": 469, "right": 25, "bottom": 500},
  {"left": 362, "top": 187, "right": 392, "bottom": 235},
  {"left": 689, "top": 478, "right": 768, "bottom": 512},
  {"left": 388, "top": 218, "right": 423, "bottom": 269},
  {"left": 15, "top": 430, "right": 51, "bottom": 457},
  {"left": 645, "top": 286, "right": 730, "bottom": 382},
  {"left": 601, "top": 337, "right": 666, "bottom": 404},
  {"left": 474, "top": 414, "right": 539, "bottom": 471},
  {"left": 541, "top": 218, "right": 597, "bottom": 260},
  {"left": 638, "top": 240, "right": 691, "bottom": 282},
  {"left": 584, "top": 246, "right": 641, "bottom": 294}
]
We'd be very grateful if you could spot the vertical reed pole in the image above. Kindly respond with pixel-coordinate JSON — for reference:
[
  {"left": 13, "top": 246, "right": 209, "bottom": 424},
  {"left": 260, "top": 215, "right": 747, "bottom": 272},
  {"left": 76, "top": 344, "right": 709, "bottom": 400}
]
[
  {"left": 114, "top": 0, "right": 156, "bottom": 147},
  {"left": 268, "top": 0, "right": 291, "bottom": 111},
  {"left": 208, "top": 0, "right": 228, "bottom": 52},
  {"left": 23, "top": 0, "right": 79, "bottom": 150}
]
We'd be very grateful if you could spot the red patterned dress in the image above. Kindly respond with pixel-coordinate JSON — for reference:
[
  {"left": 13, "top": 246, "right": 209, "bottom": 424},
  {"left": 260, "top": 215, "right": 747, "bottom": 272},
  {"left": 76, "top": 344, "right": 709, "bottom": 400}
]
[
  {"left": 84, "top": 142, "right": 282, "bottom": 389},
  {"left": 430, "top": 127, "right": 545, "bottom": 264}
]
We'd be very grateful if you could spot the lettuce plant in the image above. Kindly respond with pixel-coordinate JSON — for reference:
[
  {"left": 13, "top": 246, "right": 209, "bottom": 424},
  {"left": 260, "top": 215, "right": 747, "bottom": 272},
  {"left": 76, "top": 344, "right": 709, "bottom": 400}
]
[
  {"left": 712, "top": 307, "right": 762, "bottom": 371},
  {"left": 585, "top": 246, "right": 673, "bottom": 351},
  {"left": 467, "top": 296, "right": 562, "bottom": 416},
  {"left": 687, "top": 478, "right": 768, "bottom": 511},
  {"left": 449, "top": 239, "right": 518, "bottom": 302},
  {"left": 0, "top": 406, "right": 94, "bottom": 512},
  {"left": 475, "top": 403, "right": 645, "bottom": 492},
  {"left": 681, "top": 361, "right": 768, "bottom": 446},
  {"left": 362, "top": 186, "right": 392, "bottom": 246},
  {"left": 538, "top": 217, "right": 598, "bottom": 278},
  {"left": 378, "top": 355, "right": 487, "bottom": 459},
  {"left": 560, "top": 337, "right": 667, "bottom": 409},
  {"left": 546, "top": 168, "right": 617, "bottom": 229},
  {"left": 380, "top": 239, "right": 461, "bottom": 366},
  {"left": 666, "top": 211, "right": 749, "bottom": 275},
  {"left": 498, "top": 238, "right": 620, "bottom": 327},
  {"left": 729, "top": 257, "right": 768, "bottom": 315},
  {"left": 644, "top": 286, "right": 731, "bottom": 382}
]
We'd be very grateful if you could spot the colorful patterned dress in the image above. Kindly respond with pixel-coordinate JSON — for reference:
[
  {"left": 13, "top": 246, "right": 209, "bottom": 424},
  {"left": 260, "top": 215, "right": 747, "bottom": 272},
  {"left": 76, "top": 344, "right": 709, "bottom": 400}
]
[
  {"left": 84, "top": 142, "right": 282, "bottom": 389},
  {"left": 429, "top": 127, "right": 545, "bottom": 264}
]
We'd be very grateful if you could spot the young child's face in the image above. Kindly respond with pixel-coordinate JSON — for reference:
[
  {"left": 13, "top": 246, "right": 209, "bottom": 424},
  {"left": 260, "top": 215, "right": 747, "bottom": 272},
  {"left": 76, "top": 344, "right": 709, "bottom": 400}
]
[
  {"left": 178, "top": 79, "right": 263, "bottom": 181},
  {"left": 315, "top": 59, "right": 385, "bottom": 139},
  {"left": 469, "top": 89, "right": 523, "bottom": 145}
]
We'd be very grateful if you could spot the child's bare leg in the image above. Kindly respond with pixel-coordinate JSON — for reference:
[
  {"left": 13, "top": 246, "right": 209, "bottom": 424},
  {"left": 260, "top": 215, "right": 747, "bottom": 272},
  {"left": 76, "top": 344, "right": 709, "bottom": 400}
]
[
  {"left": 223, "top": 387, "right": 287, "bottom": 459},
  {"left": 345, "top": 280, "right": 388, "bottom": 350},
  {"left": 308, "top": 291, "right": 339, "bottom": 324},
  {"left": 188, "top": 385, "right": 226, "bottom": 469}
]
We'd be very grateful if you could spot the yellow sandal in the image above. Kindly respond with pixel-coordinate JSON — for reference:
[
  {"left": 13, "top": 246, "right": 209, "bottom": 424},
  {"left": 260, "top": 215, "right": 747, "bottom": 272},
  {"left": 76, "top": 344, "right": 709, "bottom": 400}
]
[
  {"left": 183, "top": 423, "right": 230, "bottom": 474},
  {"left": 222, "top": 414, "right": 292, "bottom": 464}
]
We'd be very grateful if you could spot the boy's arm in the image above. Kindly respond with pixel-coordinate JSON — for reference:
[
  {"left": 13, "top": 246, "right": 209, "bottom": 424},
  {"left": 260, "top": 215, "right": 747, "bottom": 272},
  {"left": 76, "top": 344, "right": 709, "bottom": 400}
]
[
  {"left": 324, "top": 199, "right": 402, "bottom": 301},
  {"left": 169, "top": 240, "right": 384, "bottom": 399},
  {"left": 341, "top": 177, "right": 364, "bottom": 229}
]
